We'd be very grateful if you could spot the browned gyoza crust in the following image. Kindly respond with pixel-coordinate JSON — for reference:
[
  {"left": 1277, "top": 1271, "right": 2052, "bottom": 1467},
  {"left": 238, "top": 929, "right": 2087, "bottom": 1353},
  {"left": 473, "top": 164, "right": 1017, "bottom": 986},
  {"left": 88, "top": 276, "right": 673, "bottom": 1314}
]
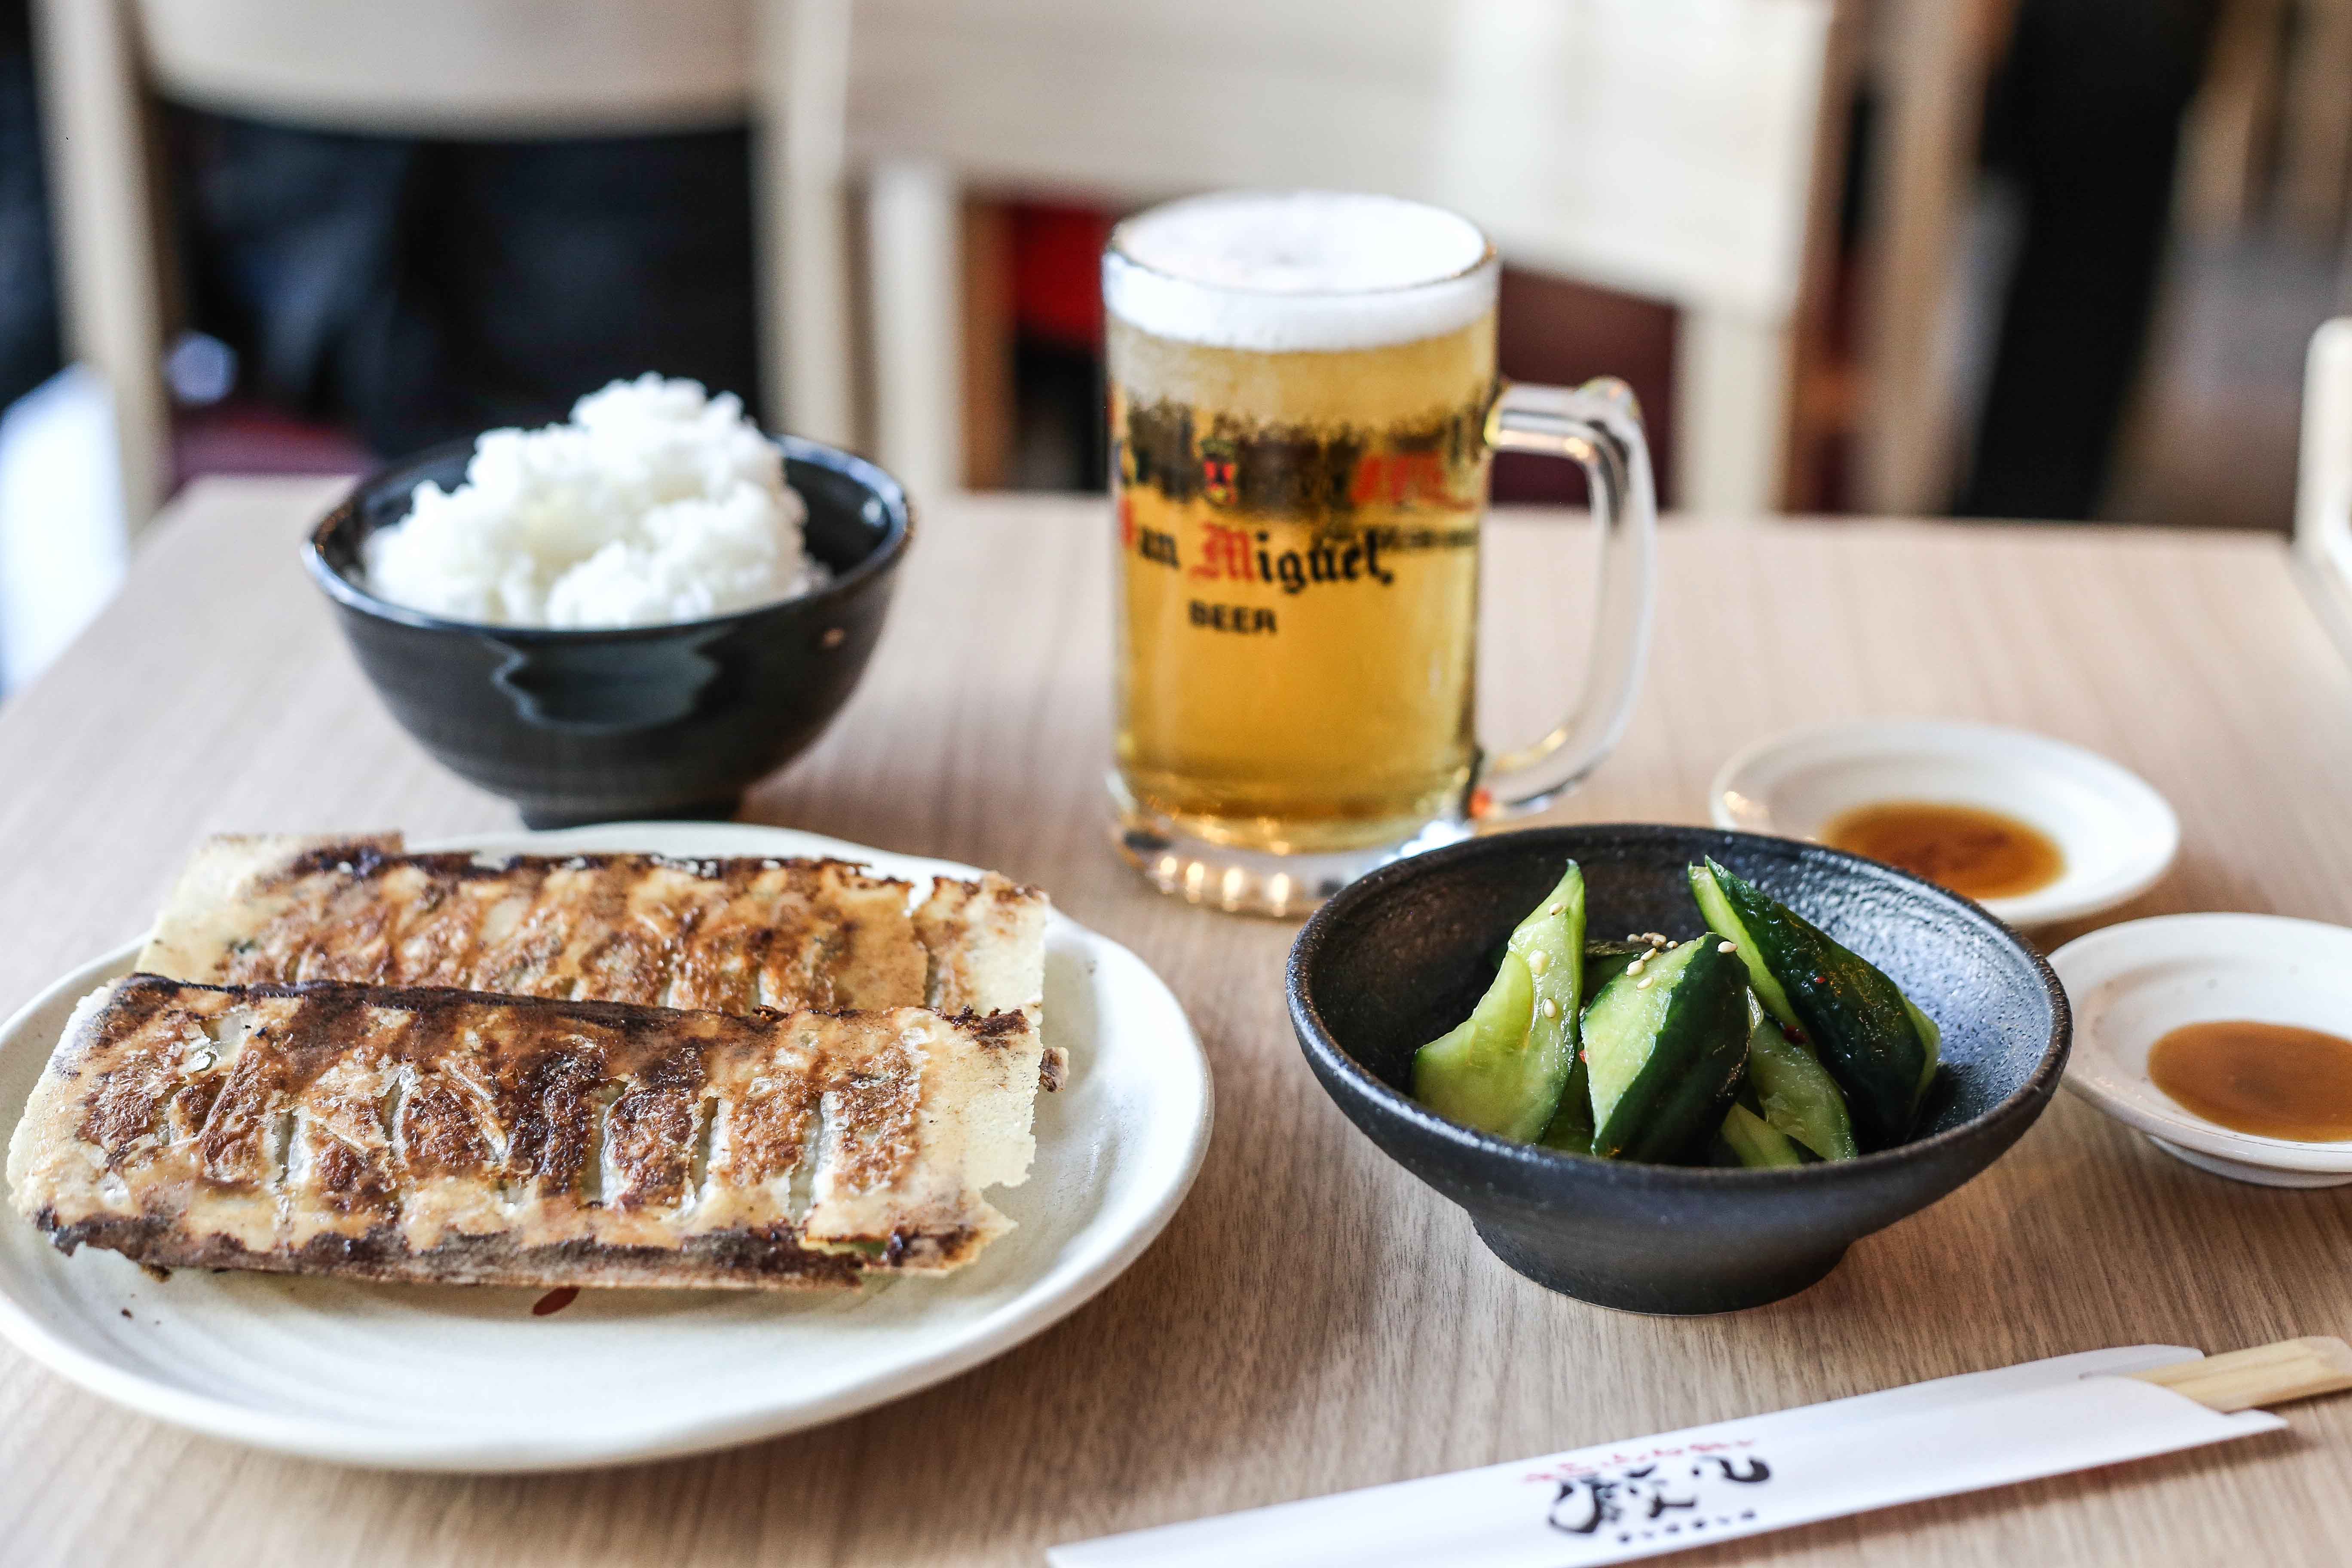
[
  {"left": 136, "top": 834, "right": 1049, "bottom": 1026},
  {"left": 6, "top": 976, "right": 1043, "bottom": 1289}
]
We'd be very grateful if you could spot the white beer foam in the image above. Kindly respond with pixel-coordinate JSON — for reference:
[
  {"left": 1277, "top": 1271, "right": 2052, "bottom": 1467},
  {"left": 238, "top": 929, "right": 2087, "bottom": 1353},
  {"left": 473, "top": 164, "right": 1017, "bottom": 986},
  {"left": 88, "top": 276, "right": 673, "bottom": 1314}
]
[{"left": 1106, "top": 191, "right": 1497, "bottom": 352}]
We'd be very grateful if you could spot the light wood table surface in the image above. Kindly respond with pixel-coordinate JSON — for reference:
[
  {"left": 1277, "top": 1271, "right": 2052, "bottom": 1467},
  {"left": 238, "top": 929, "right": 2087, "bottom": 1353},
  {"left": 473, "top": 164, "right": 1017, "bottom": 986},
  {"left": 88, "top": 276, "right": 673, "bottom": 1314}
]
[{"left": 6, "top": 479, "right": 2352, "bottom": 1568}]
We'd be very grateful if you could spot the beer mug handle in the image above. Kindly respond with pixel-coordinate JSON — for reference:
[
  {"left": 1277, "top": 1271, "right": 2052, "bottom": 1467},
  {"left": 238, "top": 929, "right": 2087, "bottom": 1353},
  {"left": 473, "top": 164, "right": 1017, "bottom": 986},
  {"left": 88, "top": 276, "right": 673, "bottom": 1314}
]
[{"left": 1476, "top": 377, "right": 1658, "bottom": 817}]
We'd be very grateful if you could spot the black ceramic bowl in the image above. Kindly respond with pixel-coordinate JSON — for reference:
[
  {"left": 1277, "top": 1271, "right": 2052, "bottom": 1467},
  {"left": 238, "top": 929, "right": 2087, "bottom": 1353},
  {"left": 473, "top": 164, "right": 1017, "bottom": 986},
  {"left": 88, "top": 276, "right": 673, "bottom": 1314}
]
[
  {"left": 306, "top": 435, "right": 909, "bottom": 828},
  {"left": 1288, "top": 825, "right": 2070, "bottom": 1315}
]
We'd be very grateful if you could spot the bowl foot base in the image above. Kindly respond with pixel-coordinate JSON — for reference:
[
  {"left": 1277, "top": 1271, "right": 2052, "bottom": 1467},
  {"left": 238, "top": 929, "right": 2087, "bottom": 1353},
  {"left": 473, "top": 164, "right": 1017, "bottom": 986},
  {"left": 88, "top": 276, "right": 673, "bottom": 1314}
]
[
  {"left": 518, "top": 798, "right": 740, "bottom": 831},
  {"left": 1472, "top": 1219, "right": 1847, "bottom": 1316}
]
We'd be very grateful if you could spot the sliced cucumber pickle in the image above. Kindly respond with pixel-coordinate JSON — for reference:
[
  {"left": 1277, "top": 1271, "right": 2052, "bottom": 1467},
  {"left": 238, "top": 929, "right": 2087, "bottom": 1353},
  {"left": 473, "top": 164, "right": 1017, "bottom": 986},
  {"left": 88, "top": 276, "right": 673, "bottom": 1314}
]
[
  {"left": 1537, "top": 1115, "right": 1594, "bottom": 1156},
  {"left": 1717, "top": 1102, "right": 1807, "bottom": 1168},
  {"left": 1690, "top": 859, "right": 1935, "bottom": 1151},
  {"left": 1904, "top": 996, "right": 1944, "bottom": 1103},
  {"left": 1542, "top": 939, "right": 1647, "bottom": 1152},
  {"left": 1414, "top": 864, "right": 1586, "bottom": 1143},
  {"left": 1687, "top": 864, "right": 1796, "bottom": 1027},
  {"left": 1412, "top": 951, "right": 1537, "bottom": 1136},
  {"left": 1514, "top": 866, "right": 1589, "bottom": 1148},
  {"left": 1579, "top": 940, "right": 1651, "bottom": 1000},
  {"left": 1742, "top": 998, "right": 1859, "bottom": 1161},
  {"left": 1583, "top": 939, "right": 1751, "bottom": 1162}
]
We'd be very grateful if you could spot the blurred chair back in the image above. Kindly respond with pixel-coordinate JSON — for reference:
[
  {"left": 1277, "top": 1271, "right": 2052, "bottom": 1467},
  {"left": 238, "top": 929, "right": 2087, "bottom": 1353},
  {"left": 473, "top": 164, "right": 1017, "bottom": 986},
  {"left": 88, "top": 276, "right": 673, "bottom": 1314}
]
[
  {"left": 2298, "top": 318, "right": 2352, "bottom": 652},
  {"left": 836, "top": 0, "right": 1841, "bottom": 511},
  {"left": 34, "top": 0, "right": 854, "bottom": 536}
]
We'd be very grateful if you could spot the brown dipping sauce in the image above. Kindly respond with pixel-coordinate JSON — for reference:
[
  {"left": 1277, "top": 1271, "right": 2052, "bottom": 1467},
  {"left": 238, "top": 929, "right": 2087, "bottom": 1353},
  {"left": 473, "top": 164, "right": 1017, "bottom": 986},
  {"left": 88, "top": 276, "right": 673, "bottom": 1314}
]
[
  {"left": 1821, "top": 800, "right": 2064, "bottom": 900},
  {"left": 2149, "top": 1020, "right": 2352, "bottom": 1142}
]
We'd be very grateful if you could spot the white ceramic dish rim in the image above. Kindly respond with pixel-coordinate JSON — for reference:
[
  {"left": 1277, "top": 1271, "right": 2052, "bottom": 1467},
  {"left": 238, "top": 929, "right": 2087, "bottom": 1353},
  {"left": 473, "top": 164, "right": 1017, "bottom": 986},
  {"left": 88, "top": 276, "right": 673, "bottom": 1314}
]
[
  {"left": 2052, "top": 912, "right": 2352, "bottom": 1173},
  {"left": 1708, "top": 717, "right": 2180, "bottom": 926},
  {"left": 0, "top": 823, "right": 1215, "bottom": 1470}
]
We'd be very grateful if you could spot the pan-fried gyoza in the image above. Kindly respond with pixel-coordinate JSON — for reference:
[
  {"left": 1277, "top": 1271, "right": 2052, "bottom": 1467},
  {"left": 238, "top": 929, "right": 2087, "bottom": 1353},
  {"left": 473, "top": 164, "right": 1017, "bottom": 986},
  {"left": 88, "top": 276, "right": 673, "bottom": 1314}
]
[
  {"left": 9, "top": 976, "right": 1040, "bottom": 1287},
  {"left": 6, "top": 832, "right": 1058, "bottom": 1291},
  {"left": 137, "top": 833, "right": 1046, "bottom": 1024}
]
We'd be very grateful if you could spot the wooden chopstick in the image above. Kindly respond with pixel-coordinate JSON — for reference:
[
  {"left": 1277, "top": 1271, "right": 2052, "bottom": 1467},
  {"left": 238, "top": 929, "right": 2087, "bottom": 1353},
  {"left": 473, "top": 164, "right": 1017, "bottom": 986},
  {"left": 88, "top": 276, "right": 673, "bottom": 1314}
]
[{"left": 2127, "top": 1337, "right": 2352, "bottom": 1413}]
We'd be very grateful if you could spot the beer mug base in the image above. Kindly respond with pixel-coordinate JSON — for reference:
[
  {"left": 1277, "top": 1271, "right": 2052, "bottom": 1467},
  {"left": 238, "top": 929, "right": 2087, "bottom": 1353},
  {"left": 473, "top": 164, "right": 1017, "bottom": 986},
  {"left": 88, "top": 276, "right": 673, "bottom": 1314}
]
[{"left": 1110, "top": 776, "right": 1473, "bottom": 916}]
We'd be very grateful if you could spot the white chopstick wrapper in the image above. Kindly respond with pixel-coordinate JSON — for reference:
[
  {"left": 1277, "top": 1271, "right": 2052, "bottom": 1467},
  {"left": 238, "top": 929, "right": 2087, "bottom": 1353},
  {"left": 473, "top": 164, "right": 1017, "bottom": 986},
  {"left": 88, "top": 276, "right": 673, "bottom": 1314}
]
[{"left": 1050, "top": 1347, "right": 2281, "bottom": 1568}]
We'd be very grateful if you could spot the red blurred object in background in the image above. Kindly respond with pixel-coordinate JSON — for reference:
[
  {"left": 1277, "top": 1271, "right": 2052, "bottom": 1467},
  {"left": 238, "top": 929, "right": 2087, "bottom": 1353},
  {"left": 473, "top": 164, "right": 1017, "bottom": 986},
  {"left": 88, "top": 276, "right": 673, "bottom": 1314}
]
[
  {"left": 1011, "top": 202, "right": 1116, "bottom": 355},
  {"left": 173, "top": 401, "right": 371, "bottom": 491},
  {"left": 1492, "top": 270, "right": 1676, "bottom": 509}
]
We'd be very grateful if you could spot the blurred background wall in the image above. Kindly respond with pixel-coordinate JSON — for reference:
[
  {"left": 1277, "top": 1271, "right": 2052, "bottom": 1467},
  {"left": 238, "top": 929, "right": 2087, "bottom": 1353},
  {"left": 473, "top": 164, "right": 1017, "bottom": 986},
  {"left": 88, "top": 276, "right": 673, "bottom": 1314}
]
[{"left": 2, "top": 0, "right": 2348, "bottom": 697}]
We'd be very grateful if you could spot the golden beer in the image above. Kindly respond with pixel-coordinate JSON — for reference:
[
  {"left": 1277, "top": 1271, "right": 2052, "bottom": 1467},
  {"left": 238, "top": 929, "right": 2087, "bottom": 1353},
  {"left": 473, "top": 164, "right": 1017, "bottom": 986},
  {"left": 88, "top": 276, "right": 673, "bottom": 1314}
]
[
  {"left": 1110, "top": 313, "right": 1495, "bottom": 854},
  {"left": 1105, "top": 192, "right": 1657, "bottom": 912}
]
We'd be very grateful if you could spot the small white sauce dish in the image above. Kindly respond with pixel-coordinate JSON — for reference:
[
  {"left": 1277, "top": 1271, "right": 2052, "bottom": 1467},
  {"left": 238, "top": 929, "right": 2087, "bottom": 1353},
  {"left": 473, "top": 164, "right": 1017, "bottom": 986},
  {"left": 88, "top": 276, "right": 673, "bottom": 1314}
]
[
  {"left": 2051, "top": 913, "right": 2352, "bottom": 1188},
  {"left": 1709, "top": 719, "right": 2179, "bottom": 927}
]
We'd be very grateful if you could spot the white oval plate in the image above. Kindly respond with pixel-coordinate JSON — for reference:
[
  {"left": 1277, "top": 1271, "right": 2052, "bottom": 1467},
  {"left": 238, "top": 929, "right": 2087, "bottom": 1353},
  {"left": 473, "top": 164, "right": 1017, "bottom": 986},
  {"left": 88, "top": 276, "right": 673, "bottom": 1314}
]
[
  {"left": 1710, "top": 718, "right": 2178, "bottom": 927},
  {"left": 2052, "top": 913, "right": 2352, "bottom": 1186},
  {"left": 0, "top": 823, "right": 1213, "bottom": 1470}
]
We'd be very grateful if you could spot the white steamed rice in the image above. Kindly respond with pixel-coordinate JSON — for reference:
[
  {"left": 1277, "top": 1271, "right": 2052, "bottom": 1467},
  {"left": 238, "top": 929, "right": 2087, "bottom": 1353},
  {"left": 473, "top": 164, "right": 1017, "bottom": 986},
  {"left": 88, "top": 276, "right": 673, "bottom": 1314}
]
[{"left": 361, "top": 375, "right": 824, "bottom": 628}]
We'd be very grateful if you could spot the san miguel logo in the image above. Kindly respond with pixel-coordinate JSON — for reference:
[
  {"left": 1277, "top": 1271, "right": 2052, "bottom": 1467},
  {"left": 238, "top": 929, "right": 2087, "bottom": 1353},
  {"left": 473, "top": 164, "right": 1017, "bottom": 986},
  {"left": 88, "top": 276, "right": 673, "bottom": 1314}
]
[{"left": 1115, "top": 393, "right": 1485, "bottom": 635}]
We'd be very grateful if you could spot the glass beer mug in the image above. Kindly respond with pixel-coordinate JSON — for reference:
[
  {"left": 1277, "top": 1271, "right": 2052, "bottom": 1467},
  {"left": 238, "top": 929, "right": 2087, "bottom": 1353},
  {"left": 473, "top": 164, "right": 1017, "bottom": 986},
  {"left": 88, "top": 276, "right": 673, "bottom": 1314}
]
[{"left": 1105, "top": 191, "right": 1657, "bottom": 914}]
